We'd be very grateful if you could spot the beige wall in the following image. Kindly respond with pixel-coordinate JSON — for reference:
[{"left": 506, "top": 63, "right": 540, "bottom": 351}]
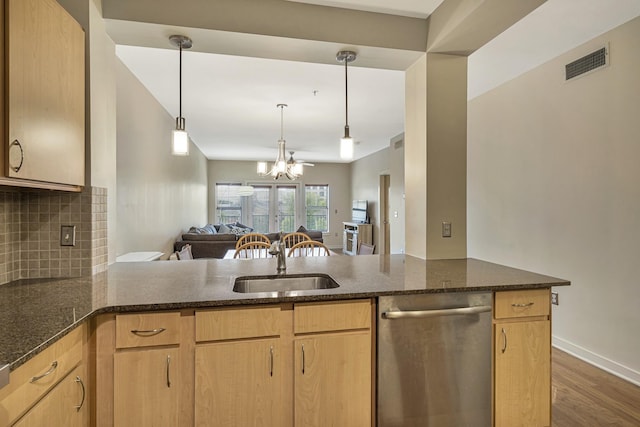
[
  {"left": 468, "top": 17, "right": 640, "bottom": 384},
  {"left": 404, "top": 55, "right": 427, "bottom": 258},
  {"left": 389, "top": 134, "right": 405, "bottom": 254},
  {"left": 89, "top": 0, "right": 118, "bottom": 263},
  {"left": 207, "top": 160, "right": 350, "bottom": 249},
  {"left": 116, "top": 60, "right": 208, "bottom": 259},
  {"left": 350, "top": 148, "right": 388, "bottom": 252}
]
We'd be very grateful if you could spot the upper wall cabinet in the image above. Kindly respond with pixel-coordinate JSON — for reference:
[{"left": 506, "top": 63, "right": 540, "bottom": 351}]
[{"left": 1, "top": 0, "right": 85, "bottom": 191}]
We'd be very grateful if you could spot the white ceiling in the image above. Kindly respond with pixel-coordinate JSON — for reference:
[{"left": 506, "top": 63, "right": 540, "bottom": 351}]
[{"left": 114, "top": 0, "right": 640, "bottom": 163}]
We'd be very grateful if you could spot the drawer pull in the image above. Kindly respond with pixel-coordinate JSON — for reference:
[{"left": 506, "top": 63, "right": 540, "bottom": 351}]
[
  {"left": 269, "top": 346, "right": 274, "bottom": 377},
  {"left": 301, "top": 344, "right": 306, "bottom": 375},
  {"left": 511, "top": 302, "right": 534, "bottom": 308},
  {"left": 30, "top": 361, "right": 58, "bottom": 383},
  {"left": 166, "top": 355, "right": 171, "bottom": 388},
  {"left": 75, "top": 376, "right": 86, "bottom": 411},
  {"left": 131, "top": 328, "right": 166, "bottom": 336},
  {"left": 9, "top": 139, "right": 24, "bottom": 173},
  {"left": 501, "top": 328, "right": 508, "bottom": 353}
]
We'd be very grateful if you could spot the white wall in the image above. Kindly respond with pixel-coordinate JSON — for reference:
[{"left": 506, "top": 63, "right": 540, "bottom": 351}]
[
  {"left": 116, "top": 60, "right": 208, "bottom": 259},
  {"left": 207, "top": 160, "right": 350, "bottom": 248},
  {"left": 468, "top": 17, "right": 640, "bottom": 385}
]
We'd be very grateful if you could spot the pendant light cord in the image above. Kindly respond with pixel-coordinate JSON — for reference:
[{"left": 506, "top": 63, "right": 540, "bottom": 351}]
[
  {"left": 179, "top": 41, "right": 183, "bottom": 120},
  {"left": 280, "top": 104, "right": 284, "bottom": 140},
  {"left": 344, "top": 58, "right": 349, "bottom": 127}
]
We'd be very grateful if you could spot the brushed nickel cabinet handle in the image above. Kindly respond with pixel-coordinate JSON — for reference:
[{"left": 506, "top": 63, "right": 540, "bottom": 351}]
[
  {"left": 166, "top": 355, "right": 171, "bottom": 388},
  {"left": 9, "top": 139, "right": 24, "bottom": 173},
  {"left": 74, "top": 376, "right": 86, "bottom": 411},
  {"left": 511, "top": 302, "right": 534, "bottom": 308},
  {"left": 30, "top": 361, "right": 58, "bottom": 383},
  {"left": 301, "top": 344, "right": 306, "bottom": 375},
  {"left": 501, "top": 328, "right": 507, "bottom": 354},
  {"left": 269, "top": 346, "right": 274, "bottom": 377},
  {"left": 131, "top": 328, "right": 166, "bottom": 336}
]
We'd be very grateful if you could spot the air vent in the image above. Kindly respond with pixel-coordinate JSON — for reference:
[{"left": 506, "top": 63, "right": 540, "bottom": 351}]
[{"left": 565, "top": 46, "right": 608, "bottom": 80}]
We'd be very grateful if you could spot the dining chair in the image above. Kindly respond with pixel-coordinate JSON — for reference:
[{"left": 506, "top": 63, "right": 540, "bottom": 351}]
[
  {"left": 357, "top": 242, "right": 375, "bottom": 255},
  {"left": 175, "top": 244, "right": 193, "bottom": 260},
  {"left": 235, "top": 233, "right": 271, "bottom": 249},
  {"left": 287, "top": 240, "right": 330, "bottom": 257},
  {"left": 234, "top": 241, "right": 272, "bottom": 259},
  {"left": 281, "top": 232, "right": 311, "bottom": 249}
]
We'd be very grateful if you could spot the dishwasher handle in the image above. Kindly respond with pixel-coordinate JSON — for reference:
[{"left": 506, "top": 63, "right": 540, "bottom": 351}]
[{"left": 382, "top": 305, "right": 492, "bottom": 319}]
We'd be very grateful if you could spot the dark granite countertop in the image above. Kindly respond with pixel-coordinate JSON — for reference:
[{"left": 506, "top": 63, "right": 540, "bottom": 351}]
[{"left": 0, "top": 255, "right": 569, "bottom": 377}]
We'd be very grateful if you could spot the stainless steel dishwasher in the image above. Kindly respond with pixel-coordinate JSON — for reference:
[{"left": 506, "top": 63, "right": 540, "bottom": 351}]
[{"left": 377, "top": 292, "right": 492, "bottom": 427}]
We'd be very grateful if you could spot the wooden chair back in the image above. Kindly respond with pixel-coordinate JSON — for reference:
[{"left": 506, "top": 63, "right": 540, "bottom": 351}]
[
  {"left": 287, "top": 240, "right": 330, "bottom": 257},
  {"left": 234, "top": 241, "right": 272, "bottom": 259},
  {"left": 236, "top": 233, "right": 271, "bottom": 249},
  {"left": 357, "top": 242, "right": 375, "bottom": 255},
  {"left": 175, "top": 244, "right": 193, "bottom": 260},
  {"left": 281, "top": 232, "right": 311, "bottom": 249}
]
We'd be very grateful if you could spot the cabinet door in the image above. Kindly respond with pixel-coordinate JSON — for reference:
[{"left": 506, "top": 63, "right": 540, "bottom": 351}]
[
  {"left": 114, "top": 348, "right": 180, "bottom": 427},
  {"left": 13, "top": 365, "right": 87, "bottom": 427},
  {"left": 494, "top": 320, "right": 551, "bottom": 427},
  {"left": 195, "top": 339, "right": 282, "bottom": 427},
  {"left": 6, "top": 0, "right": 85, "bottom": 186},
  {"left": 295, "top": 332, "right": 371, "bottom": 427}
]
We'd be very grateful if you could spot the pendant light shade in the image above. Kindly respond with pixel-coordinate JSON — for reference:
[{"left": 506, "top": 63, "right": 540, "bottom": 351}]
[
  {"left": 337, "top": 50, "right": 356, "bottom": 161},
  {"left": 169, "top": 35, "right": 192, "bottom": 156}
]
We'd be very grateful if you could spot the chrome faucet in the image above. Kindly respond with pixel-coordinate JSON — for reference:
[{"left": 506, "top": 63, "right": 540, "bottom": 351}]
[{"left": 269, "top": 239, "right": 287, "bottom": 273}]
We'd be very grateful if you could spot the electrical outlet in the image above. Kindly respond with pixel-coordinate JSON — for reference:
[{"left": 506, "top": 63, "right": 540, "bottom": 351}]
[
  {"left": 551, "top": 291, "right": 559, "bottom": 305},
  {"left": 60, "top": 225, "right": 76, "bottom": 246}
]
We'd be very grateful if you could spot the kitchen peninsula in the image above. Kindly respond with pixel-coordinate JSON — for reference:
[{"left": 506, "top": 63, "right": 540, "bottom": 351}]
[{"left": 0, "top": 255, "right": 569, "bottom": 426}]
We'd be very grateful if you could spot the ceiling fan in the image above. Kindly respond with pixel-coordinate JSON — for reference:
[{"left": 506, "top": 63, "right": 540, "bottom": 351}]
[{"left": 288, "top": 151, "right": 314, "bottom": 168}]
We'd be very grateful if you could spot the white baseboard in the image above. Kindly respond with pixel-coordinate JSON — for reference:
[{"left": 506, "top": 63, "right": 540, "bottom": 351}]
[{"left": 552, "top": 336, "right": 640, "bottom": 387}]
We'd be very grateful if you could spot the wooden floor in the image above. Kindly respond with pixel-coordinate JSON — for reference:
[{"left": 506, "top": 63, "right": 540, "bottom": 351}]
[{"left": 552, "top": 348, "right": 640, "bottom": 426}]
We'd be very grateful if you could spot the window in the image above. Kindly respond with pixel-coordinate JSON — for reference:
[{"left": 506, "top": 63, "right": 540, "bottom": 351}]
[
  {"left": 215, "top": 183, "right": 242, "bottom": 224},
  {"left": 305, "top": 185, "right": 329, "bottom": 232}
]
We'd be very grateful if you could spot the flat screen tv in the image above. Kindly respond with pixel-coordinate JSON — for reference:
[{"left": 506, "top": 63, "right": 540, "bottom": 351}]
[{"left": 351, "top": 200, "right": 368, "bottom": 223}]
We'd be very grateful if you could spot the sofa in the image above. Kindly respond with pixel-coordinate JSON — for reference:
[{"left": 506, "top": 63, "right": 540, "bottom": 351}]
[{"left": 174, "top": 223, "right": 323, "bottom": 259}]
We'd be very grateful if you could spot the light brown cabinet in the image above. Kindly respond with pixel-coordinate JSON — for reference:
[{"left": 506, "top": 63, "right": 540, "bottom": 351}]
[
  {"left": 114, "top": 347, "right": 181, "bottom": 426},
  {"left": 493, "top": 289, "right": 551, "bottom": 427},
  {"left": 194, "top": 305, "right": 284, "bottom": 426},
  {"left": 193, "top": 300, "right": 373, "bottom": 427},
  {"left": 112, "top": 312, "right": 184, "bottom": 427},
  {"left": 13, "top": 365, "right": 87, "bottom": 427},
  {"left": 0, "top": 325, "right": 86, "bottom": 426},
  {"left": 294, "top": 332, "right": 372, "bottom": 426},
  {"left": 1, "top": 0, "right": 85, "bottom": 191}
]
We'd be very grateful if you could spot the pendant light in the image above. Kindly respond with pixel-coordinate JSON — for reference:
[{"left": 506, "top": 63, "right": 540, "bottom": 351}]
[
  {"left": 257, "top": 104, "right": 305, "bottom": 180},
  {"left": 337, "top": 50, "right": 356, "bottom": 160},
  {"left": 169, "top": 35, "right": 192, "bottom": 156}
]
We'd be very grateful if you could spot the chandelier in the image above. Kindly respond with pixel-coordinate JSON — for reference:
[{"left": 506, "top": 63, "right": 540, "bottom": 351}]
[{"left": 257, "top": 104, "right": 311, "bottom": 180}]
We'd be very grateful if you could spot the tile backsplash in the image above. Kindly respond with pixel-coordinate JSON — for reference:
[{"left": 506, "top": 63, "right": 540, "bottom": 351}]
[{"left": 0, "top": 186, "right": 107, "bottom": 285}]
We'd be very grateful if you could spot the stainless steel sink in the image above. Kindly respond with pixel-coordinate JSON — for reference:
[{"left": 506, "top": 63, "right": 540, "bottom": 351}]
[{"left": 233, "top": 274, "right": 339, "bottom": 294}]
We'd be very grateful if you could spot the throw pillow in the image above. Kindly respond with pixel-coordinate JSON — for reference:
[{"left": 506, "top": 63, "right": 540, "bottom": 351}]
[
  {"left": 297, "top": 225, "right": 308, "bottom": 233},
  {"left": 203, "top": 224, "right": 217, "bottom": 234},
  {"left": 218, "top": 223, "right": 232, "bottom": 234}
]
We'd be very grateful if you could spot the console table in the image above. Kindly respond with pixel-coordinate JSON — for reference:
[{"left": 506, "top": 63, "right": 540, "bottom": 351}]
[{"left": 342, "top": 222, "right": 372, "bottom": 256}]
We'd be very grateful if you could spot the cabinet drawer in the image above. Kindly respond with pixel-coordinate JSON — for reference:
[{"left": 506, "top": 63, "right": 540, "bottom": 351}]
[
  {"left": 294, "top": 299, "right": 371, "bottom": 334},
  {"left": 196, "top": 306, "right": 281, "bottom": 342},
  {"left": 0, "top": 325, "right": 83, "bottom": 426},
  {"left": 116, "top": 312, "right": 181, "bottom": 349},
  {"left": 494, "top": 289, "right": 550, "bottom": 319}
]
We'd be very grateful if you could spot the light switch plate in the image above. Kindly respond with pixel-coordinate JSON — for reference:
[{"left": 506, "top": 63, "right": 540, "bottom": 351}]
[
  {"left": 60, "top": 225, "right": 76, "bottom": 246},
  {"left": 442, "top": 221, "right": 452, "bottom": 238}
]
